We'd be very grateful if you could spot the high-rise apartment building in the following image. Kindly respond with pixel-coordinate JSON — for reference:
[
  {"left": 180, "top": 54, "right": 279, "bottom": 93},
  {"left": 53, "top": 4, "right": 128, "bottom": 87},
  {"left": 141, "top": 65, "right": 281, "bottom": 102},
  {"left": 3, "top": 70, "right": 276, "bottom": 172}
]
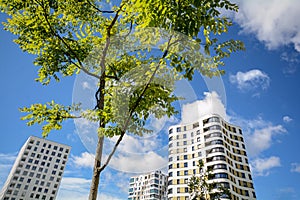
[
  {"left": 0, "top": 136, "right": 71, "bottom": 200},
  {"left": 128, "top": 171, "right": 168, "bottom": 200},
  {"left": 167, "top": 114, "right": 256, "bottom": 200}
]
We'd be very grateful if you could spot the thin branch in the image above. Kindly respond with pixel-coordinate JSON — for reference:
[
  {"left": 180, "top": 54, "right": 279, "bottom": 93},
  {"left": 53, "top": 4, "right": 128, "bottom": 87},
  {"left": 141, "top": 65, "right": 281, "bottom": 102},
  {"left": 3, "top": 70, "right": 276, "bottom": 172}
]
[
  {"left": 97, "top": 34, "right": 176, "bottom": 173},
  {"left": 36, "top": 0, "right": 101, "bottom": 80},
  {"left": 86, "top": 0, "right": 115, "bottom": 13}
]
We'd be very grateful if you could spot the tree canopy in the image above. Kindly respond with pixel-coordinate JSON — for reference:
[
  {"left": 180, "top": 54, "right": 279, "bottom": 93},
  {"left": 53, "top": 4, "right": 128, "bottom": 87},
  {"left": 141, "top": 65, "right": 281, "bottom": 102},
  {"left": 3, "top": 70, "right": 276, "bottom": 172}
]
[{"left": 0, "top": 0, "right": 244, "bottom": 199}]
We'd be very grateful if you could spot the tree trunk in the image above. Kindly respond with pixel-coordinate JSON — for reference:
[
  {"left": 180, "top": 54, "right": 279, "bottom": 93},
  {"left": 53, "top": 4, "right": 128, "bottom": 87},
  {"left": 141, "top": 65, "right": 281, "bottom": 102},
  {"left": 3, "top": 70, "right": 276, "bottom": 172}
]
[{"left": 89, "top": 136, "right": 104, "bottom": 200}]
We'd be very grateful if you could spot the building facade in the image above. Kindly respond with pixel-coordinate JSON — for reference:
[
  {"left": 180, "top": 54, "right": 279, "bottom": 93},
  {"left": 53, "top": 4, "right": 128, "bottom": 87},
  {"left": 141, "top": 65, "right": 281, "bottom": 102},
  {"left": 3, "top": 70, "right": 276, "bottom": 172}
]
[
  {"left": 0, "top": 136, "right": 71, "bottom": 200},
  {"left": 167, "top": 114, "right": 256, "bottom": 200},
  {"left": 128, "top": 171, "right": 168, "bottom": 200}
]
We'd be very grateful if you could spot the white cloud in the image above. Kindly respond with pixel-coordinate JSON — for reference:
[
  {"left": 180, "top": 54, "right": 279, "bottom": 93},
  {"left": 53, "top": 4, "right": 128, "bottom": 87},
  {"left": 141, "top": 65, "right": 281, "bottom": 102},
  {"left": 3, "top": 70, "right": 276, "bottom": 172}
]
[
  {"left": 82, "top": 81, "right": 91, "bottom": 90},
  {"left": 0, "top": 153, "right": 17, "bottom": 188},
  {"left": 283, "top": 116, "right": 293, "bottom": 123},
  {"left": 57, "top": 177, "right": 123, "bottom": 200},
  {"left": 229, "top": 115, "right": 287, "bottom": 157},
  {"left": 108, "top": 151, "right": 167, "bottom": 173},
  {"left": 72, "top": 152, "right": 95, "bottom": 168},
  {"left": 234, "top": 0, "right": 300, "bottom": 52},
  {"left": 291, "top": 163, "right": 300, "bottom": 173},
  {"left": 251, "top": 156, "right": 281, "bottom": 176},
  {"left": 181, "top": 91, "right": 227, "bottom": 124},
  {"left": 280, "top": 52, "right": 299, "bottom": 74},
  {"left": 229, "top": 69, "right": 270, "bottom": 91},
  {"left": 247, "top": 125, "right": 286, "bottom": 156}
]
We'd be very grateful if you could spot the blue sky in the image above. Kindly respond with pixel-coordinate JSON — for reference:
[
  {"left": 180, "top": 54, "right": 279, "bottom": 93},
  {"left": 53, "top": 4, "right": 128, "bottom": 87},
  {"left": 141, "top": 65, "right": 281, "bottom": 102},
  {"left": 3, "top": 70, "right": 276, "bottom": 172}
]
[{"left": 1, "top": 1, "right": 300, "bottom": 199}]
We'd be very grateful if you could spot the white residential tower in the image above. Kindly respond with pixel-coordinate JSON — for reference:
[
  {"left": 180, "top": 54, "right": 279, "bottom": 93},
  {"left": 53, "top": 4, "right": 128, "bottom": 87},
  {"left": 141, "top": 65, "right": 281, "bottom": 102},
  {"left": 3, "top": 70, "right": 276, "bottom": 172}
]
[{"left": 0, "top": 136, "right": 71, "bottom": 200}]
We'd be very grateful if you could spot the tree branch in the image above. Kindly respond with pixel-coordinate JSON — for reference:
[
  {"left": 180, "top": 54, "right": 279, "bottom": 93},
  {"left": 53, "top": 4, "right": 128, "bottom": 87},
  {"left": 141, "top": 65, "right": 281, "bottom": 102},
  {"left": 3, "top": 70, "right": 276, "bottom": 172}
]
[
  {"left": 97, "top": 34, "right": 176, "bottom": 173},
  {"left": 36, "top": 0, "right": 101, "bottom": 80},
  {"left": 86, "top": 0, "right": 115, "bottom": 14}
]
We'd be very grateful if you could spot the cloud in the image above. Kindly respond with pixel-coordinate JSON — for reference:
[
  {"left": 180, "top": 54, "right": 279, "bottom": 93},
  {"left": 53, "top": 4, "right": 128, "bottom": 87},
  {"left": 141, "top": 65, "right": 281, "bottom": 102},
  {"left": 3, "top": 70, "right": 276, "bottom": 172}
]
[
  {"left": 280, "top": 52, "right": 299, "bottom": 74},
  {"left": 108, "top": 151, "right": 167, "bottom": 173},
  {"left": 0, "top": 153, "right": 17, "bottom": 188},
  {"left": 234, "top": 0, "right": 300, "bottom": 52},
  {"left": 72, "top": 152, "right": 95, "bottom": 168},
  {"left": 291, "top": 163, "right": 300, "bottom": 173},
  {"left": 181, "top": 91, "right": 227, "bottom": 124},
  {"left": 57, "top": 177, "right": 123, "bottom": 200},
  {"left": 247, "top": 125, "right": 286, "bottom": 156},
  {"left": 283, "top": 116, "right": 293, "bottom": 123},
  {"left": 229, "top": 69, "right": 270, "bottom": 91},
  {"left": 229, "top": 115, "right": 287, "bottom": 157},
  {"left": 251, "top": 156, "right": 281, "bottom": 176}
]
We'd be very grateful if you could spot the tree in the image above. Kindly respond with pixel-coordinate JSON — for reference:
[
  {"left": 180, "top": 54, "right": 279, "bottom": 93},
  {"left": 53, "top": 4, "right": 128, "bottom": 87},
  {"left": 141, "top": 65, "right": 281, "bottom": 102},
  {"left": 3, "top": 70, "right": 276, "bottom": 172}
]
[
  {"left": 188, "top": 160, "right": 231, "bottom": 200},
  {"left": 0, "top": 0, "right": 244, "bottom": 199}
]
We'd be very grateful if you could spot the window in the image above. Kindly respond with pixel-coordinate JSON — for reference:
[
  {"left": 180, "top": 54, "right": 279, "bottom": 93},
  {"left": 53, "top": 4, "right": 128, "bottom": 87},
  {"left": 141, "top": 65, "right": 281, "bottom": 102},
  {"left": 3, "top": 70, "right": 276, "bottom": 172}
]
[
  {"left": 176, "top": 127, "right": 181, "bottom": 132},
  {"left": 54, "top": 146, "right": 58, "bottom": 150},
  {"left": 59, "top": 147, "right": 63, "bottom": 152},
  {"left": 184, "top": 170, "right": 188, "bottom": 175},
  {"left": 48, "top": 144, "right": 52, "bottom": 148},
  {"left": 28, "top": 159, "right": 33, "bottom": 163},
  {"left": 16, "top": 184, "right": 21, "bottom": 189},
  {"left": 22, "top": 171, "right": 28, "bottom": 176},
  {"left": 27, "top": 179, "right": 31, "bottom": 183},
  {"left": 183, "top": 141, "right": 187, "bottom": 145},
  {"left": 183, "top": 155, "right": 188, "bottom": 160},
  {"left": 197, "top": 137, "right": 201, "bottom": 142},
  {"left": 183, "top": 134, "right": 186, "bottom": 138},
  {"left": 13, "top": 190, "right": 18, "bottom": 196},
  {"left": 184, "top": 162, "right": 188, "bottom": 167},
  {"left": 25, "top": 164, "right": 30, "bottom": 169}
]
